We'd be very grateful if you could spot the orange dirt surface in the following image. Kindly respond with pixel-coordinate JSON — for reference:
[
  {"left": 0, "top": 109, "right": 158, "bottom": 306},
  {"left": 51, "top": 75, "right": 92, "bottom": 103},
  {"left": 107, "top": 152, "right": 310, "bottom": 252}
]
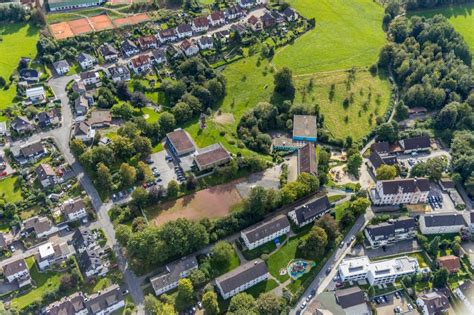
[
  {"left": 150, "top": 180, "right": 244, "bottom": 226},
  {"left": 50, "top": 22, "right": 74, "bottom": 40},
  {"left": 113, "top": 13, "right": 150, "bottom": 27},
  {"left": 90, "top": 14, "right": 114, "bottom": 31},
  {"left": 68, "top": 18, "right": 93, "bottom": 35}
]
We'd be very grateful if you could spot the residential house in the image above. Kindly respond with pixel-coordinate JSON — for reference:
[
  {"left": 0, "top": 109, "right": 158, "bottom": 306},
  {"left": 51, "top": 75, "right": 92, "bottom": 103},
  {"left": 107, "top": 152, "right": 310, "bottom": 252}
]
[
  {"left": 334, "top": 286, "right": 370, "bottom": 315},
  {"left": 23, "top": 216, "right": 58, "bottom": 238},
  {"left": 225, "top": 6, "right": 245, "bottom": 20},
  {"left": 2, "top": 258, "right": 31, "bottom": 287},
  {"left": 72, "top": 80, "right": 86, "bottom": 95},
  {"left": 367, "top": 151, "right": 398, "bottom": 172},
  {"left": 37, "top": 108, "right": 61, "bottom": 128},
  {"left": 35, "top": 163, "right": 57, "bottom": 188},
  {"left": 364, "top": 217, "right": 416, "bottom": 248},
  {"left": 42, "top": 292, "right": 87, "bottom": 315},
  {"left": 0, "top": 232, "right": 13, "bottom": 251},
  {"left": 288, "top": 195, "right": 331, "bottom": 227},
  {"left": 107, "top": 65, "right": 130, "bottom": 82},
  {"left": 439, "top": 178, "right": 456, "bottom": 192},
  {"left": 84, "top": 284, "right": 125, "bottom": 315},
  {"left": 261, "top": 11, "right": 276, "bottom": 28},
  {"left": 198, "top": 36, "right": 214, "bottom": 50},
  {"left": 241, "top": 215, "right": 290, "bottom": 250},
  {"left": 26, "top": 86, "right": 46, "bottom": 103},
  {"left": 192, "top": 16, "right": 209, "bottom": 33},
  {"left": 416, "top": 291, "right": 449, "bottom": 315},
  {"left": 74, "top": 121, "right": 95, "bottom": 142},
  {"left": 80, "top": 71, "right": 100, "bottom": 86},
  {"left": 165, "top": 129, "right": 196, "bottom": 156},
  {"left": 238, "top": 0, "right": 256, "bottom": 8},
  {"left": 454, "top": 280, "right": 474, "bottom": 311},
  {"left": 53, "top": 60, "right": 70, "bottom": 76},
  {"left": 62, "top": 198, "right": 87, "bottom": 222},
  {"left": 77, "top": 249, "right": 108, "bottom": 278},
  {"left": 152, "top": 48, "right": 167, "bottom": 65},
  {"left": 214, "top": 29, "right": 231, "bottom": 42},
  {"left": 128, "top": 55, "right": 152, "bottom": 74},
  {"left": 72, "top": 227, "right": 99, "bottom": 253},
  {"left": 77, "top": 52, "right": 96, "bottom": 70},
  {"left": 75, "top": 96, "right": 89, "bottom": 116},
  {"left": 371, "top": 141, "right": 391, "bottom": 156},
  {"left": 338, "top": 255, "right": 418, "bottom": 285},
  {"left": 437, "top": 255, "right": 461, "bottom": 274},
  {"left": 176, "top": 24, "right": 193, "bottom": 39},
  {"left": 87, "top": 110, "right": 112, "bottom": 128},
  {"left": 180, "top": 39, "right": 199, "bottom": 57},
  {"left": 19, "top": 69, "right": 40, "bottom": 84},
  {"left": 100, "top": 43, "right": 119, "bottom": 62},
  {"left": 297, "top": 142, "right": 317, "bottom": 175},
  {"left": 0, "top": 121, "right": 8, "bottom": 137},
  {"left": 121, "top": 39, "right": 139, "bottom": 58},
  {"left": 399, "top": 136, "right": 431, "bottom": 153},
  {"left": 12, "top": 141, "right": 46, "bottom": 164},
  {"left": 282, "top": 7, "right": 298, "bottom": 22},
  {"left": 293, "top": 115, "right": 317, "bottom": 142},
  {"left": 369, "top": 178, "right": 430, "bottom": 205},
  {"left": 10, "top": 116, "right": 34, "bottom": 134},
  {"left": 208, "top": 11, "right": 225, "bottom": 27},
  {"left": 36, "top": 241, "right": 73, "bottom": 270},
  {"left": 247, "top": 15, "right": 262, "bottom": 31},
  {"left": 138, "top": 35, "right": 158, "bottom": 50},
  {"left": 193, "top": 143, "right": 231, "bottom": 172},
  {"left": 157, "top": 28, "right": 177, "bottom": 43},
  {"left": 419, "top": 212, "right": 467, "bottom": 235},
  {"left": 47, "top": 0, "right": 106, "bottom": 12},
  {"left": 151, "top": 256, "right": 198, "bottom": 296}
]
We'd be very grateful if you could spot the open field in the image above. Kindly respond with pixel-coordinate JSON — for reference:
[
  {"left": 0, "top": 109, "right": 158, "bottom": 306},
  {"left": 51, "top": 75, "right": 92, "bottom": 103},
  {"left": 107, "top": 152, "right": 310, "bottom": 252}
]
[
  {"left": 294, "top": 69, "right": 391, "bottom": 140},
  {"left": 0, "top": 23, "right": 39, "bottom": 113},
  {"left": 147, "top": 180, "right": 243, "bottom": 226},
  {"left": 274, "top": 0, "right": 386, "bottom": 74},
  {"left": 408, "top": 3, "right": 474, "bottom": 52},
  {"left": 0, "top": 176, "right": 23, "bottom": 203}
]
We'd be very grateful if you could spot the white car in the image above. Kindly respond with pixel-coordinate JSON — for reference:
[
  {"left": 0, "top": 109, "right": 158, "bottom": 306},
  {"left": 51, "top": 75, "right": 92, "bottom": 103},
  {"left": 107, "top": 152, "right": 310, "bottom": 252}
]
[
  {"left": 301, "top": 301, "right": 307, "bottom": 309},
  {"left": 10, "top": 245, "right": 15, "bottom": 253}
]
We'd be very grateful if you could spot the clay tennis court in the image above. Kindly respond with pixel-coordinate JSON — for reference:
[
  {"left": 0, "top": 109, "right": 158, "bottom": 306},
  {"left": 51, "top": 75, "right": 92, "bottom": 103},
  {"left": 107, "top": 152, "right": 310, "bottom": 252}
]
[
  {"left": 68, "top": 18, "right": 93, "bottom": 35},
  {"left": 50, "top": 22, "right": 74, "bottom": 40},
  {"left": 113, "top": 13, "right": 150, "bottom": 27},
  {"left": 90, "top": 15, "right": 114, "bottom": 31},
  {"left": 149, "top": 180, "right": 244, "bottom": 226}
]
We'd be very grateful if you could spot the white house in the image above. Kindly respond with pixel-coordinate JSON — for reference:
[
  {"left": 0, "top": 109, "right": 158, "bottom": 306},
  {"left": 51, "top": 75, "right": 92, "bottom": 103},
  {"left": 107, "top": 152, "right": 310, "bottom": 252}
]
[
  {"left": 241, "top": 215, "right": 290, "bottom": 250},
  {"left": 338, "top": 256, "right": 419, "bottom": 286},
  {"left": 198, "top": 36, "right": 214, "bottom": 50},
  {"left": 43, "top": 292, "right": 88, "bottom": 315},
  {"left": 157, "top": 28, "right": 177, "bottom": 43},
  {"left": 77, "top": 52, "right": 96, "bottom": 70},
  {"left": 23, "top": 216, "right": 58, "bottom": 239},
  {"left": 192, "top": 16, "right": 209, "bottom": 33},
  {"left": 238, "top": 0, "right": 256, "bottom": 8},
  {"left": 176, "top": 24, "right": 193, "bottom": 39},
  {"left": 152, "top": 48, "right": 167, "bottom": 65},
  {"left": 416, "top": 291, "right": 449, "bottom": 315},
  {"left": 288, "top": 195, "right": 331, "bottom": 227},
  {"left": 364, "top": 217, "right": 416, "bottom": 249},
  {"left": 208, "top": 11, "right": 225, "bottom": 27},
  {"left": 84, "top": 284, "right": 125, "bottom": 315},
  {"left": 419, "top": 212, "right": 467, "bottom": 235},
  {"left": 62, "top": 198, "right": 87, "bottom": 222},
  {"left": 35, "top": 163, "right": 57, "bottom": 188},
  {"left": 2, "top": 258, "right": 31, "bottom": 287},
  {"left": 107, "top": 65, "right": 130, "bottom": 83},
  {"left": 99, "top": 43, "right": 118, "bottom": 62},
  {"left": 26, "top": 86, "right": 46, "bottom": 103},
  {"left": 74, "top": 121, "right": 95, "bottom": 142},
  {"left": 454, "top": 280, "right": 473, "bottom": 311},
  {"left": 150, "top": 256, "right": 198, "bottom": 296},
  {"left": 180, "top": 40, "right": 199, "bottom": 56},
  {"left": 80, "top": 71, "right": 100, "bottom": 86},
  {"left": 48, "top": 0, "right": 106, "bottom": 12},
  {"left": 370, "top": 178, "right": 430, "bottom": 206},
  {"left": 216, "top": 259, "right": 268, "bottom": 299},
  {"left": 128, "top": 55, "right": 152, "bottom": 74},
  {"left": 53, "top": 60, "right": 70, "bottom": 76},
  {"left": 36, "top": 242, "right": 73, "bottom": 270}
]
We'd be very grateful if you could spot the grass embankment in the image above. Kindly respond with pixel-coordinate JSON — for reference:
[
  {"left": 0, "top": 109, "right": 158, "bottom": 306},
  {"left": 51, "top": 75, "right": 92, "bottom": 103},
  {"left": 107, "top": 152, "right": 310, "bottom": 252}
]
[{"left": 408, "top": 3, "right": 474, "bottom": 52}]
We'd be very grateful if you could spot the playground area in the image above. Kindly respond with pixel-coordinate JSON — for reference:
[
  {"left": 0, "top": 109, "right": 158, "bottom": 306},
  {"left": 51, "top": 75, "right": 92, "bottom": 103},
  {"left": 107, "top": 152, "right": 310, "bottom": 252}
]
[
  {"left": 49, "top": 13, "right": 150, "bottom": 40},
  {"left": 280, "top": 259, "right": 316, "bottom": 280}
]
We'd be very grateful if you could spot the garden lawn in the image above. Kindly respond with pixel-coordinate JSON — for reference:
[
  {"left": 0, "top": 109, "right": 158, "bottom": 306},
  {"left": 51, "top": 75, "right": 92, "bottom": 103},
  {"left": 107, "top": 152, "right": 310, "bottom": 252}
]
[
  {"left": 142, "top": 107, "right": 160, "bottom": 123},
  {"left": 293, "top": 69, "right": 391, "bottom": 141},
  {"left": 0, "top": 23, "right": 39, "bottom": 115},
  {"left": 0, "top": 176, "right": 23, "bottom": 203},
  {"left": 211, "top": 247, "right": 241, "bottom": 277},
  {"left": 241, "top": 235, "right": 287, "bottom": 261},
  {"left": 334, "top": 201, "right": 350, "bottom": 221},
  {"left": 408, "top": 3, "right": 474, "bottom": 52},
  {"left": 245, "top": 279, "right": 279, "bottom": 298}
]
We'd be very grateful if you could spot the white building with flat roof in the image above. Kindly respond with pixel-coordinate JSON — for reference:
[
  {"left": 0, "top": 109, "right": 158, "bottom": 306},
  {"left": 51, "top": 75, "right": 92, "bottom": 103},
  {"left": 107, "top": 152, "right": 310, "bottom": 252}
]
[{"left": 338, "top": 256, "right": 419, "bottom": 285}]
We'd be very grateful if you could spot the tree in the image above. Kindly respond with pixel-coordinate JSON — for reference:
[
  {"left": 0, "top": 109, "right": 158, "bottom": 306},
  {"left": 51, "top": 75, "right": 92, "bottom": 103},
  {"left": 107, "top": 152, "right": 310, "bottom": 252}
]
[
  {"left": 70, "top": 138, "right": 86, "bottom": 156},
  {"left": 255, "top": 292, "right": 286, "bottom": 315},
  {"left": 96, "top": 163, "right": 113, "bottom": 193},
  {"left": 120, "top": 163, "right": 137, "bottom": 187},
  {"left": 228, "top": 293, "right": 256, "bottom": 315},
  {"left": 189, "top": 269, "right": 208, "bottom": 288},
  {"left": 376, "top": 121, "right": 398, "bottom": 143},
  {"left": 171, "top": 102, "right": 193, "bottom": 123},
  {"left": 202, "top": 291, "right": 219, "bottom": 315},
  {"left": 368, "top": 286, "right": 375, "bottom": 299},
  {"left": 315, "top": 214, "right": 339, "bottom": 245},
  {"left": 158, "top": 112, "right": 176, "bottom": 133},
  {"left": 210, "top": 241, "right": 234, "bottom": 268},
  {"left": 176, "top": 278, "right": 194, "bottom": 310},
  {"left": 339, "top": 209, "right": 355, "bottom": 229},
  {"left": 429, "top": 236, "right": 440, "bottom": 257},
  {"left": 297, "top": 226, "right": 328, "bottom": 259},
  {"left": 167, "top": 180, "right": 179, "bottom": 198},
  {"left": 115, "top": 225, "right": 132, "bottom": 246},
  {"left": 131, "top": 187, "right": 148, "bottom": 208},
  {"left": 376, "top": 165, "right": 397, "bottom": 180},
  {"left": 432, "top": 268, "right": 449, "bottom": 288},
  {"left": 131, "top": 92, "right": 148, "bottom": 109},
  {"left": 347, "top": 153, "right": 363, "bottom": 178},
  {"left": 144, "top": 294, "right": 176, "bottom": 315},
  {"left": 133, "top": 136, "right": 152, "bottom": 159},
  {"left": 273, "top": 67, "right": 295, "bottom": 99}
]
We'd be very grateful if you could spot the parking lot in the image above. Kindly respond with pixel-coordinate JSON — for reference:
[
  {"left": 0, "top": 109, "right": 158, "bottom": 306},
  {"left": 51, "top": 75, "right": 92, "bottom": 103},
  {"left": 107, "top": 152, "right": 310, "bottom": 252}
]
[
  {"left": 149, "top": 150, "right": 180, "bottom": 187},
  {"left": 374, "top": 291, "right": 417, "bottom": 315}
]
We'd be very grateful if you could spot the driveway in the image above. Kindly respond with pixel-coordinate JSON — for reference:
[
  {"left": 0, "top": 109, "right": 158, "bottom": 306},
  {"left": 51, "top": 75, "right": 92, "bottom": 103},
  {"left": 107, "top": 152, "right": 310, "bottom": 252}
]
[
  {"left": 350, "top": 239, "right": 420, "bottom": 259},
  {"left": 236, "top": 164, "right": 281, "bottom": 198},
  {"left": 149, "top": 150, "right": 178, "bottom": 187}
]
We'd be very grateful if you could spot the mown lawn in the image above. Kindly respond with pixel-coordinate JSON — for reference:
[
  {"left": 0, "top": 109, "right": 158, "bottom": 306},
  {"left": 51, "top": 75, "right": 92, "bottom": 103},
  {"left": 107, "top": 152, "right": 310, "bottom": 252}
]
[
  {"left": 0, "top": 23, "right": 39, "bottom": 115},
  {"left": 245, "top": 279, "right": 279, "bottom": 298},
  {"left": 0, "top": 176, "right": 23, "bottom": 203},
  {"left": 334, "top": 201, "right": 350, "bottom": 221},
  {"left": 142, "top": 107, "right": 160, "bottom": 123},
  {"left": 408, "top": 3, "right": 474, "bottom": 52}
]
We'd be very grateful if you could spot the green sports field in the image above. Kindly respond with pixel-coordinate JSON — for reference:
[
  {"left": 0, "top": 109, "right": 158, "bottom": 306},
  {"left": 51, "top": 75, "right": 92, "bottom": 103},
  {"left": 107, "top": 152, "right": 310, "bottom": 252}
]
[
  {"left": 408, "top": 3, "right": 474, "bottom": 52},
  {"left": 0, "top": 23, "right": 39, "bottom": 113}
]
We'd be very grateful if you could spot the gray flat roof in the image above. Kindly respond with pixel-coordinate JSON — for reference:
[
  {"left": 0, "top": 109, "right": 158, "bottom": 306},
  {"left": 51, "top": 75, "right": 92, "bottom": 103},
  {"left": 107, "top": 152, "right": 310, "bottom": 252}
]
[{"left": 293, "top": 115, "right": 317, "bottom": 139}]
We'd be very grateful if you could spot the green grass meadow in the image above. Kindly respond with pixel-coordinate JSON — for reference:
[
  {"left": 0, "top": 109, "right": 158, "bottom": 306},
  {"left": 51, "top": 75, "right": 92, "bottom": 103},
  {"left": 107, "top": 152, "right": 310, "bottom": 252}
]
[
  {"left": 0, "top": 176, "right": 23, "bottom": 203},
  {"left": 408, "top": 3, "right": 474, "bottom": 52}
]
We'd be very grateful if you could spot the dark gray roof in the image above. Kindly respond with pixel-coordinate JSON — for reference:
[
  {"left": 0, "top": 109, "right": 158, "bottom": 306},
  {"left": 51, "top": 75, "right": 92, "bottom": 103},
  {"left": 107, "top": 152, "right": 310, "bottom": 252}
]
[
  {"left": 35, "top": 163, "right": 55, "bottom": 181},
  {"left": 77, "top": 249, "right": 101, "bottom": 275},
  {"left": 85, "top": 284, "right": 122, "bottom": 313},
  {"left": 471, "top": 212, "right": 474, "bottom": 224},
  {"left": 422, "top": 212, "right": 467, "bottom": 227},
  {"left": 53, "top": 59, "right": 69, "bottom": 70},
  {"left": 371, "top": 141, "right": 390, "bottom": 154},
  {"left": 150, "top": 256, "right": 198, "bottom": 291},
  {"left": 282, "top": 7, "right": 297, "bottom": 17},
  {"left": 369, "top": 151, "right": 398, "bottom": 169},
  {"left": 80, "top": 71, "right": 97, "bottom": 80},
  {"left": 198, "top": 36, "right": 213, "bottom": 45},
  {"left": 177, "top": 23, "right": 192, "bottom": 33},
  {"left": 44, "top": 292, "right": 86, "bottom": 315},
  {"left": 77, "top": 52, "right": 95, "bottom": 63},
  {"left": 419, "top": 291, "right": 449, "bottom": 314},
  {"left": 108, "top": 65, "right": 129, "bottom": 78},
  {"left": 381, "top": 178, "right": 430, "bottom": 195},
  {"left": 401, "top": 136, "right": 430, "bottom": 151},
  {"left": 100, "top": 43, "right": 118, "bottom": 56},
  {"left": 458, "top": 280, "right": 473, "bottom": 298},
  {"left": 3, "top": 258, "right": 28, "bottom": 277},
  {"left": 72, "top": 227, "right": 95, "bottom": 250},
  {"left": 242, "top": 215, "right": 289, "bottom": 243},
  {"left": 11, "top": 116, "right": 32, "bottom": 130},
  {"left": 366, "top": 217, "right": 416, "bottom": 240},
  {"left": 335, "top": 286, "right": 366, "bottom": 309},
  {"left": 152, "top": 48, "right": 166, "bottom": 60},
  {"left": 216, "top": 259, "right": 267, "bottom": 295},
  {"left": 20, "top": 141, "right": 45, "bottom": 157},
  {"left": 63, "top": 199, "right": 85, "bottom": 215},
  {"left": 293, "top": 195, "right": 331, "bottom": 224}
]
